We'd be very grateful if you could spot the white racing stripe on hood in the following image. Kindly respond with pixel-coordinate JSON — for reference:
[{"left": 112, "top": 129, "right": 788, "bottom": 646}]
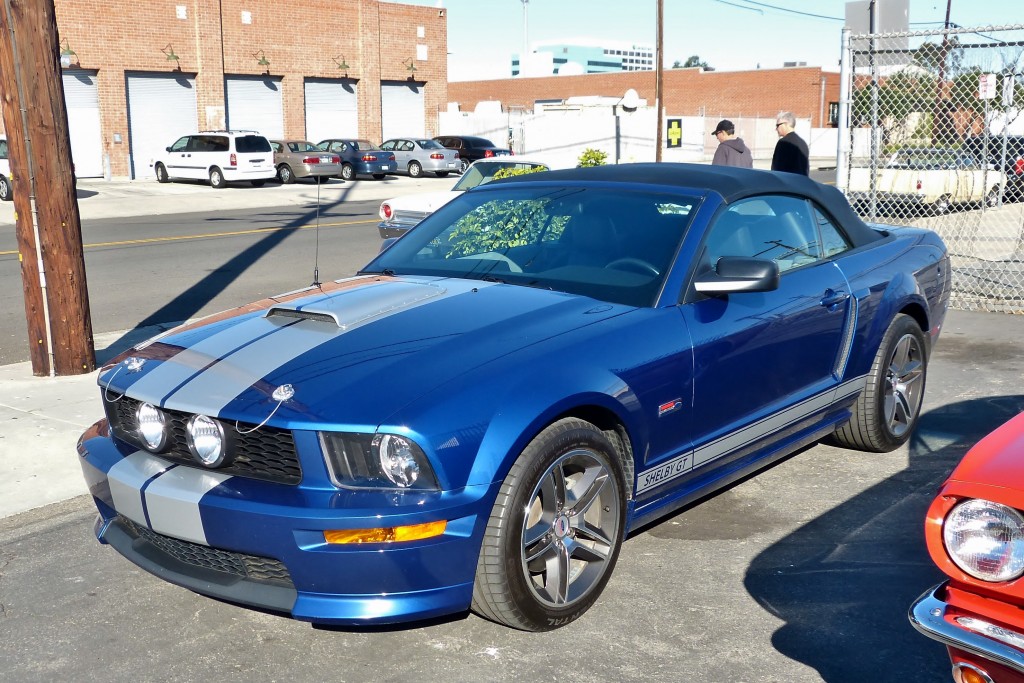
[
  {"left": 160, "top": 278, "right": 491, "bottom": 414},
  {"left": 144, "top": 466, "right": 232, "bottom": 545},
  {"left": 107, "top": 451, "right": 176, "bottom": 527}
]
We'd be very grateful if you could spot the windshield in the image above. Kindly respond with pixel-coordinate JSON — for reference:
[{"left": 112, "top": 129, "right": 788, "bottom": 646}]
[
  {"left": 417, "top": 139, "right": 444, "bottom": 149},
  {"left": 293, "top": 141, "right": 318, "bottom": 152},
  {"left": 452, "top": 161, "right": 549, "bottom": 191},
  {"left": 362, "top": 186, "right": 699, "bottom": 307},
  {"left": 355, "top": 140, "right": 380, "bottom": 150}
]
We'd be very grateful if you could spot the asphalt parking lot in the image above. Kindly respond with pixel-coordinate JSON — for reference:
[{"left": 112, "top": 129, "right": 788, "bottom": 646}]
[{"left": 1, "top": 308, "right": 1022, "bottom": 682}]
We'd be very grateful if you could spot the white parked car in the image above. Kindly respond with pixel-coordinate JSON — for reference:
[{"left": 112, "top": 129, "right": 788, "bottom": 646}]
[
  {"left": 377, "top": 157, "right": 551, "bottom": 238},
  {"left": 0, "top": 134, "right": 11, "bottom": 201},
  {"left": 152, "top": 130, "right": 277, "bottom": 189}
]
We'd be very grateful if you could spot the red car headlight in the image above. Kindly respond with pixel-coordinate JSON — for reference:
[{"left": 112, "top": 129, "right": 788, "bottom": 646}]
[{"left": 944, "top": 499, "right": 1024, "bottom": 582}]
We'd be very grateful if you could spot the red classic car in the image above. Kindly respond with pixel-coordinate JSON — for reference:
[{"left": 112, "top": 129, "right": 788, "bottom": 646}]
[{"left": 912, "top": 412, "right": 1024, "bottom": 683}]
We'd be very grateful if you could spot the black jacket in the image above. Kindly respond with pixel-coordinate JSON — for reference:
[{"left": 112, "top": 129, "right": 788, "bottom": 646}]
[{"left": 771, "top": 132, "right": 809, "bottom": 175}]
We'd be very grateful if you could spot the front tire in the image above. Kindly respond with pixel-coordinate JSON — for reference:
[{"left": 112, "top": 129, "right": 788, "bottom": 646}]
[
  {"left": 930, "top": 194, "right": 951, "bottom": 215},
  {"left": 154, "top": 163, "right": 169, "bottom": 184},
  {"left": 459, "top": 158, "right": 469, "bottom": 174},
  {"left": 832, "top": 313, "right": 928, "bottom": 452},
  {"left": 209, "top": 167, "right": 226, "bottom": 189},
  {"left": 0, "top": 174, "right": 11, "bottom": 201},
  {"left": 278, "top": 164, "right": 295, "bottom": 184},
  {"left": 408, "top": 161, "right": 422, "bottom": 178},
  {"left": 472, "top": 418, "right": 626, "bottom": 631},
  {"left": 340, "top": 164, "right": 355, "bottom": 181}
]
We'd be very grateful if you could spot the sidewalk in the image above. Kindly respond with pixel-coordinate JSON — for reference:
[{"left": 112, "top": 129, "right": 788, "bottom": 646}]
[{"left": 0, "top": 173, "right": 452, "bottom": 226}]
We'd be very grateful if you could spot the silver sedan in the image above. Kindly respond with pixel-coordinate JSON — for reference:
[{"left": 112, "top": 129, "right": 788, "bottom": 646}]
[
  {"left": 380, "top": 138, "right": 460, "bottom": 178},
  {"left": 269, "top": 140, "right": 342, "bottom": 184}
]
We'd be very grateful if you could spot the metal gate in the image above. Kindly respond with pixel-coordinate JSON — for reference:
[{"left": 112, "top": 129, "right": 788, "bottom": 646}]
[
  {"left": 381, "top": 81, "right": 425, "bottom": 140},
  {"left": 126, "top": 73, "right": 198, "bottom": 179},
  {"left": 226, "top": 76, "right": 284, "bottom": 140},
  {"left": 62, "top": 70, "right": 103, "bottom": 178},
  {"left": 838, "top": 24, "right": 1024, "bottom": 313}
]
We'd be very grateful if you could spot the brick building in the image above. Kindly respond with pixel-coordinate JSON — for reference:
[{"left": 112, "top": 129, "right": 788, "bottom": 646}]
[
  {"left": 20, "top": 0, "right": 448, "bottom": 179},
  {"left": 448, "top": 66, "right": 841, "bottom": 128}
]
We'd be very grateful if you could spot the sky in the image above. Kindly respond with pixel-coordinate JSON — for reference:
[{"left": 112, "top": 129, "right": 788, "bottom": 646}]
[{"left": 384, "top": 0, "right": 1021, "bottom": 81}]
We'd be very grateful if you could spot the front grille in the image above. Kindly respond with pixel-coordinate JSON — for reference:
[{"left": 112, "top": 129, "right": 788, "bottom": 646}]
[
  {"left": 120, "top": 516, "right": 293, "bottom": 587},
  {"left": 106, "top": 396, "right": 302, "bottom": 485}
]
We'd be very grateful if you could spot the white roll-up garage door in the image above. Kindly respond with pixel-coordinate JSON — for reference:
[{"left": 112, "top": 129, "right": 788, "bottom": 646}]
[
  {"left": 126, "top": 73, "right": 198, "bottom": 179},
  {"left": 226, "top": 76, "right": 284, "bottom": 140},
  {"left": 305, "top": 78, "right": 358, "bottom": 143},
  {"left": 62, "top": 70, "right": 103, "bottom": 178},
  {"left": 380, "top": 81, "right": 425, "bottom": 140}
]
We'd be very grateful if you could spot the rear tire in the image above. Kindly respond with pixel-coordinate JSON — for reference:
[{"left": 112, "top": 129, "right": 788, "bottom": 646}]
[
  {"left": 154, "top": 163, "right": 169, "bottom": 184},
  {"left": 985, "top": 186, "right": 1001, "bottom": 208},
  {"left": 930, "top": 194, "right": 950, "bottom": 215},
  {"left": 831, "top": 313, "right": 928, "bottom": 452},
  {"left": 209, "top": 167, "right": 227, "bottom": 189},
  {"left": 0, "top": 174, "right": 11, "bottom": 201},
  {"left": 459, "top": 159, "right": 469, "bottom": 174},
  {"left": 472, "top": 418, "right": 626, "bottom": 631}
]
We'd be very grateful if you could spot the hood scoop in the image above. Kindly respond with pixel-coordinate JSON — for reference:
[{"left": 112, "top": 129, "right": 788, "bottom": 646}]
[{"left": 265, "top": 279, "right": 448, "bottom": 330}]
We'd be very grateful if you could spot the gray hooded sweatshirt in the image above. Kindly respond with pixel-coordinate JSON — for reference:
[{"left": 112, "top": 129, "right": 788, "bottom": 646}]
[{"left": 712, "top": 138, "right": 753, "bottom": 168}]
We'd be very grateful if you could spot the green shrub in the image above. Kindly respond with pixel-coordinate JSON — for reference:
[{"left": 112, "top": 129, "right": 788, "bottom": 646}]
[{"left": 577, "top": 148, "right": 608, "bottom": 167}]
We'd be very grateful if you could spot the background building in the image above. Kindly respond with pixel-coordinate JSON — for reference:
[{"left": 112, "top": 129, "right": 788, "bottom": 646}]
[
  {"left": 513, "top": 40, "right": 654, "bottom": 77},
  {"left": 4, "top": 0, "right": 448, "bottom": 180}
]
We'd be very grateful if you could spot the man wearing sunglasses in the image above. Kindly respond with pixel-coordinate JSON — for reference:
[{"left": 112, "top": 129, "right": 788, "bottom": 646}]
[{"left": 771, "top": 111, "right": 809, "bottom": 175}]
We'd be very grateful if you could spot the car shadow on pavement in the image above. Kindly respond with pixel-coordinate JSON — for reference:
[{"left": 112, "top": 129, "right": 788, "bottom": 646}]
[
  {"left": 95, "top": 184, "right": 361, "bottom": 362},
  {"left": 742, "top": 394, "right": 1024, "bottom": 682}
]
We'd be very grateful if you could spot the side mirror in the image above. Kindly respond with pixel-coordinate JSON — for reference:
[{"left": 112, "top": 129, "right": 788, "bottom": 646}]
[{"left": 694, "top": 256, "right": 780, "bottom": 295}]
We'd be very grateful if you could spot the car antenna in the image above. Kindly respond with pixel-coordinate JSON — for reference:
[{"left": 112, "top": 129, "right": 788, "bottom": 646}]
[{"left": 311, "top": 171, "right": 322, "bottom": 287}]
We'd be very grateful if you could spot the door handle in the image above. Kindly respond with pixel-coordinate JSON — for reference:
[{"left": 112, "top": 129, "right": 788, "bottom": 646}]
[{"left": 821, "top": 289, "right": 849, "bottom": 309}]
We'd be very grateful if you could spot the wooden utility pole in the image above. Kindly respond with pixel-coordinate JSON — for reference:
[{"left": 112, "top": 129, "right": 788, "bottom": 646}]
[{"left": 0, "top": 0, "right": 94, "bottom": 376}]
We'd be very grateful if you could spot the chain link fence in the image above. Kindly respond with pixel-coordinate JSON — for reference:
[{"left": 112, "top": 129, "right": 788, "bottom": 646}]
[{"left": 838, "top": 24, "right": 1024, "bottom": 313}]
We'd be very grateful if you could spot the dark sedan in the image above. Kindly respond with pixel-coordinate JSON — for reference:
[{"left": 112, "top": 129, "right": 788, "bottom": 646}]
[
  {"left": 433, "top": 135, "right": 512, "bottom": 174},
  {"left": 316, "top": 138, "right": 397, "bottom": 180}
]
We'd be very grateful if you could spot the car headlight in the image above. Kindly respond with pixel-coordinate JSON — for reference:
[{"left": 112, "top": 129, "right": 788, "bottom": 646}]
[
  {"left": 943, "top": 499, "right": 1024, "bottom": 582},
  {"left": 135, "top": 402, "right": 168, "bottom": 452},
  {"left": 321, "top": 432, "right": 439, "bottom": 491},
  {"left": 187, "top": 414, "right": 229, "bottom": 468}
]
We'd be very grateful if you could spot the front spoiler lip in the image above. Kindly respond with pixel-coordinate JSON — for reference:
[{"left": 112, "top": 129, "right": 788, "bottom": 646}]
[{"left": 910, "top": 581, "right": 1024, "bottom": 674}]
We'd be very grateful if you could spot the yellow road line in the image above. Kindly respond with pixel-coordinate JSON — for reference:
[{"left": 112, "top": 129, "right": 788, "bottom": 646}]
[{"left": 0, "top": 218, "right": 375, "bottom": 256}]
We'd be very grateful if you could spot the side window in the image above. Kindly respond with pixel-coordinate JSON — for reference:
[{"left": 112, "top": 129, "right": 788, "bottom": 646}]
[
  {"left": 208, "top": 136, "right": 229, "bottom": 152},
  {"left": 170, "top": 136, "right": 190, "bottom": 152},
  {"left": 380, "top": 141, "right": 394, "bottom": 151},
  {"left": 704, "top": 196, "right": 822, "bottom": 273},
  {"left": 813, "top": 207, "right": 851, "bottom": 258},
  {"left": 270, "top": 142, "right": 282, "bottom": 152},
  {"left": 0, "top": 138, "right": 6, "bottom": 159}
]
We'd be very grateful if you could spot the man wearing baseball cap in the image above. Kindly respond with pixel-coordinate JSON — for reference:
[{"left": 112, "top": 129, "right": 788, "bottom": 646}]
[{"left": 711, "top": 119, "right": 753, "bottom": 168}]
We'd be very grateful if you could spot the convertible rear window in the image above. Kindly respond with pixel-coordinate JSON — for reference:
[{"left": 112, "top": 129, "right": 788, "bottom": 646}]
[{"left": 364, "top": 187, "right": 700, "bottom": 307}]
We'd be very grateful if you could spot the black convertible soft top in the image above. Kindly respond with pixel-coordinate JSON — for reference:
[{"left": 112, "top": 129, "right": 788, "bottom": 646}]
[{"left": 494, "top": 162, "right": 883, "bottom": 248}]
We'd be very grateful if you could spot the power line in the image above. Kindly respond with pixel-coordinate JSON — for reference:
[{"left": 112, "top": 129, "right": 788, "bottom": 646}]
[{"left": 712, "top": 0, "right": 842, "bottom": 22}]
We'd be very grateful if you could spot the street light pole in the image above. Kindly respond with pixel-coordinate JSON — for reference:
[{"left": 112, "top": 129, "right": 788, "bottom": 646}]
[{"left": 655, "top": 0, "right": 663, "bottom": 162}]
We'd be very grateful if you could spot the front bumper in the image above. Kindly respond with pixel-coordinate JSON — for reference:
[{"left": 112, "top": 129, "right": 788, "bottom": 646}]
[
  {"left": 910, "top": 582, "right": 1024, "bottom": 675},
  {"left": 78, "top": 420, "right": 496, "bottom": 625}
]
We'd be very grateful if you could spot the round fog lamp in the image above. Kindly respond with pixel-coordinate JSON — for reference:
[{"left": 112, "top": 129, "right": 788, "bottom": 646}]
[
  {"left": 376, "top": 434, "right": 420, "bottom": 488},
  {"left": 186, "top": 414, "right": 226, "bottom": 467},
  {"left": 135, "top": 402, "right": 167, "bottom": 451},
  {"left": 944, "top": 499, "right": 1024, "bottom": 582}
]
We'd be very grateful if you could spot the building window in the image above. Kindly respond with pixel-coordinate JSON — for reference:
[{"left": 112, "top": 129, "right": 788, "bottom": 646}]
[{"left": 828, "top": 102, "right": 839, "bottom": 127}]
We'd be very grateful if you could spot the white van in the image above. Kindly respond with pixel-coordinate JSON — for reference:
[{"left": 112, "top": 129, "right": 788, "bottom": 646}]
[
  {"left": 0, "top": 135, "right": 11, "bottom": 201},
  {"left": 152, "top": 130, "right": 276, "bottom": 189}
]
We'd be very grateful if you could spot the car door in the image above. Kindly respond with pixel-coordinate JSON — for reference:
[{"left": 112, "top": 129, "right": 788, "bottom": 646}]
[
  {"left": 163, "top": 135, "right": 193, "bottom": 179},
  {"left": 680, "top": 194, "right": 853, "bottom": 473}
]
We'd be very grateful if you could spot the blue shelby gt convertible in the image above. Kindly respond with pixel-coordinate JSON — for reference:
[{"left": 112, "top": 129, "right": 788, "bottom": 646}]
[{"left": 79, "top": 163, "right": 949, "bottom": 631}]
